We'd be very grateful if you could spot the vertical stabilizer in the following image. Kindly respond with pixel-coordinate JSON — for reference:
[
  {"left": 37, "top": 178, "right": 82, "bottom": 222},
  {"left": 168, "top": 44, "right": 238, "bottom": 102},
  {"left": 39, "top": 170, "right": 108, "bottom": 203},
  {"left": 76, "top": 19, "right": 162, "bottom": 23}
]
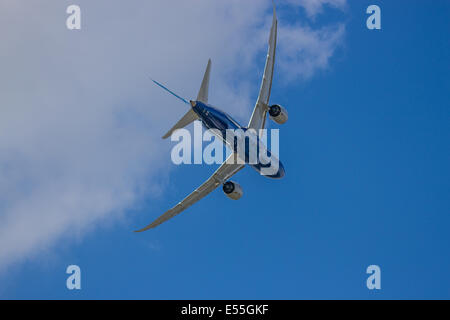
[{"left": 196, "top": 59, "right": 211, "bottom": 104}]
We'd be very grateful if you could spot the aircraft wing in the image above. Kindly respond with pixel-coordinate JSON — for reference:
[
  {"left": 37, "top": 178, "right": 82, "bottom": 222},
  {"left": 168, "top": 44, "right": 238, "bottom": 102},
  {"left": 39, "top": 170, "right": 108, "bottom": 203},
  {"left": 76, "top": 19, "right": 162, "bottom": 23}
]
[
  {"left": 248, "top": 5, "right": 277, "bottom": 132},
  {"left": 135, "top": 154, "right": 244, "bottom": 231}
]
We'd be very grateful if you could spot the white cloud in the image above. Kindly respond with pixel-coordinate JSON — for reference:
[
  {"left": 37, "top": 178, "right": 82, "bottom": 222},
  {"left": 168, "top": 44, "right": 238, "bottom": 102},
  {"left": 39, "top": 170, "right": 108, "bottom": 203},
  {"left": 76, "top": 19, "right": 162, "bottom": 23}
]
[
  {"left": 287, "top": 0, "right": 347, "bottom": 17},
  {"left": 278, "top": 23, "right": 345, "bottom": 80},
  {"left": 0, "top": 0, "right": 346, "bottom": 271}
]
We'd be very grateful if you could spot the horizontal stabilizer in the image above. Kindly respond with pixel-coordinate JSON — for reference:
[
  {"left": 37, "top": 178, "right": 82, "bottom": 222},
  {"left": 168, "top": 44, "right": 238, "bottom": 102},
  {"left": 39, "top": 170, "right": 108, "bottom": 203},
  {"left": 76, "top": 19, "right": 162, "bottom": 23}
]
[{"left": 162, "top": 109, "right": 199, "bottom": 139}]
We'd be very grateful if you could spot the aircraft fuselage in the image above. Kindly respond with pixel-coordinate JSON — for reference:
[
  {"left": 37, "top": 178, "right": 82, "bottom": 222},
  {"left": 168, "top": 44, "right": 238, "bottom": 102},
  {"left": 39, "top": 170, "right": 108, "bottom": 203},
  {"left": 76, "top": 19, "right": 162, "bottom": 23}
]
[{"left": 191, "top": 101, "right": 285, "bottom": 179}]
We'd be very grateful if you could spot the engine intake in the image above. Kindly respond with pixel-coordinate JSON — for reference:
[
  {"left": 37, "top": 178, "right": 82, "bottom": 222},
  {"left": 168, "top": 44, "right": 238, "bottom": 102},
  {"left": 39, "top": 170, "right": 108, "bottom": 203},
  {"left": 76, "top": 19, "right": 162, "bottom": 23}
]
[
  {"left": 269, "top": 104, "right": 288, "bottom": 124},
  {"left": 222, "top": 181, "right": 243, "bottom": 200}
]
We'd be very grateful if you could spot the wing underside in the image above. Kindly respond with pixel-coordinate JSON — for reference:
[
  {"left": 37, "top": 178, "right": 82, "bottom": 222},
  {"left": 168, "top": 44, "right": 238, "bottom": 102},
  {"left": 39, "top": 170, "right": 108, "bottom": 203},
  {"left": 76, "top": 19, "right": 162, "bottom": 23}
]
[
  {"left": 135, "top": 154, "right": 244, "bottom": 231},
  {"left": 248, "top": 5, "right": 277, "bottom": 132}
]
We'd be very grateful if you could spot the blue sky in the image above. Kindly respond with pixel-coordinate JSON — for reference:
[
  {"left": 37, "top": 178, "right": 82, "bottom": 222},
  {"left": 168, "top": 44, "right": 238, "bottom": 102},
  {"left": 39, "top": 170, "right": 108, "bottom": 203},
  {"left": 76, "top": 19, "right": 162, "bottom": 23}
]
[{"left": 1, "top": 0, "right": 449, "bottom": 299}]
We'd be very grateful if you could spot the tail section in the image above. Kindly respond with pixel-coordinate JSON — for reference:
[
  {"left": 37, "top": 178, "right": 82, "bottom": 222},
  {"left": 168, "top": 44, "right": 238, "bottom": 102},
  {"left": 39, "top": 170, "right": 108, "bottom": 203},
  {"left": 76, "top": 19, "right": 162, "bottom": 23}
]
[
  {"left": 197, "top": 59, "right": 211, "bottom": 104},
  {"left": 152, "top": 59, "right": 212, "bottom": 139}
]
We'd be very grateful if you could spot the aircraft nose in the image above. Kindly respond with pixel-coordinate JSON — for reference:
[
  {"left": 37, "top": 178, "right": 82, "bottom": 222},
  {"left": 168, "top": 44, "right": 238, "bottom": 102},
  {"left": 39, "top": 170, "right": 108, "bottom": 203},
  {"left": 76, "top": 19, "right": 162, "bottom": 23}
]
[{"left": 190, "top": 100, "right": 197, "bottom": 107}]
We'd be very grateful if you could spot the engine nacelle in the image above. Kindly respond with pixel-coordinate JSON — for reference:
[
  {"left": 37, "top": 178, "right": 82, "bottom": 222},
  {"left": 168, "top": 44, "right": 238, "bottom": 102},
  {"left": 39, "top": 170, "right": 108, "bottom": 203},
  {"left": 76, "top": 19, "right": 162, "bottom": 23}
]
[
  {"left": 222, "top": 181, "right": 243, "bottom": 200},
  {"left": 269, "top": 104, "right": 288, "bottom": 124}
]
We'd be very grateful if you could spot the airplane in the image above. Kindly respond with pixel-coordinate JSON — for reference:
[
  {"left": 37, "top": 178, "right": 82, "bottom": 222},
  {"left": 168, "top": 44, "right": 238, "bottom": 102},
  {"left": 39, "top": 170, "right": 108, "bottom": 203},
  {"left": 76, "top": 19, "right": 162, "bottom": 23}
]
[{"left": 136, "top": 4, "right": 287, "bottom": 231}]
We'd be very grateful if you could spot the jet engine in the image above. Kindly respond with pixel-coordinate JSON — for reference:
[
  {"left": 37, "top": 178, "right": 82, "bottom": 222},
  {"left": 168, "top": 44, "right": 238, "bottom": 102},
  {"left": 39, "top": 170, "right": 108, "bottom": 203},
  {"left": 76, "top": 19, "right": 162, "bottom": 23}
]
[
  {"left": 222, "top": 181, "right": 243, "bottom": 200},
  {"left": 269, "top": 104, "right": 288, "bottom": 124}
]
